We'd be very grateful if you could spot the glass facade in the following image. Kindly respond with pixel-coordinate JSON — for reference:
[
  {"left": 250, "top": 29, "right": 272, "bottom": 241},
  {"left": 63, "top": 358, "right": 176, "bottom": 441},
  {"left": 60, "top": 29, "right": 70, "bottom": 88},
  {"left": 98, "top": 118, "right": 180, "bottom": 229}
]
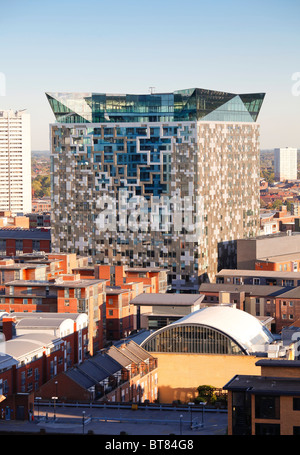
[
  {"left": 46, "top": 88, "right": 265, "bottom": 124},
  {"left": 142, "top": 324, "right": 245, "bottom": 354},
  {"left": 48, "top": 87, "right": 264, "bottom": 290}
]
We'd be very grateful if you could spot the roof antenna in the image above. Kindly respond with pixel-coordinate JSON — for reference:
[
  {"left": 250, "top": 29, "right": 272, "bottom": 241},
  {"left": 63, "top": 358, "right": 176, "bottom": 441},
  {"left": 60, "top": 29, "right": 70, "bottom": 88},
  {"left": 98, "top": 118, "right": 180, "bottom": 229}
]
[{"left": 149, "top": 87, "right": 156, "bottom": 94}]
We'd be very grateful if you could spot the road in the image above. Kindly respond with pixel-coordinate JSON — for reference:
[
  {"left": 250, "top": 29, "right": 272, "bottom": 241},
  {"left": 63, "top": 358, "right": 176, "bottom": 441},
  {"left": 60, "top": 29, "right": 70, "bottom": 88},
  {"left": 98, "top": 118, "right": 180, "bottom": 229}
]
[{"left": 0, "top": 404, "right": 228, "bottom": 436}]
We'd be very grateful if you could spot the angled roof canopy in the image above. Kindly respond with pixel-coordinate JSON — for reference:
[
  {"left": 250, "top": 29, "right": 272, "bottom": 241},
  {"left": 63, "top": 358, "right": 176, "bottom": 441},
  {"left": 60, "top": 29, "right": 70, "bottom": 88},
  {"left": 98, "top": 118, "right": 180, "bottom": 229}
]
[{"left": 46, "top": 88, "right": 265, "bottom": 124}]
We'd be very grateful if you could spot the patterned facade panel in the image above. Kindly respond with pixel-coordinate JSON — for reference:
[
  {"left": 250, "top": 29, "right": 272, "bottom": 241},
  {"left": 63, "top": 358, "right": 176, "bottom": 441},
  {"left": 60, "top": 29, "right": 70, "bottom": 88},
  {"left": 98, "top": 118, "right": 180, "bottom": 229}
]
[{"left": 50, "top": 121, "right": 260, "bottom": 291}]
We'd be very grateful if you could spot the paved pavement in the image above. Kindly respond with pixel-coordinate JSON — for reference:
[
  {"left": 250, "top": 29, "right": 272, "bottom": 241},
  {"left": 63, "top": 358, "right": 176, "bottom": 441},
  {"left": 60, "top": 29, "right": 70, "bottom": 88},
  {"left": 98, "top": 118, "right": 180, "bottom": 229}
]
[{"left": 0, "top": 404, "right": 228, "bottom": 436}]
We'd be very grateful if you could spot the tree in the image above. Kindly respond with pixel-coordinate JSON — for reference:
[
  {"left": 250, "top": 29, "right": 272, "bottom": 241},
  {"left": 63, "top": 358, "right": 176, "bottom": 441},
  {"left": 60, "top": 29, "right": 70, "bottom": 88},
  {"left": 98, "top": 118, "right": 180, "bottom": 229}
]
[
  {"left": 195, "top": 385, "right": 216, "bottom": 405},
  {"left": 32, "top": 175, "right": 51, "bottom": 198},
  {"left": 272, "top": 199, "right": 283, "bottom": 209}
]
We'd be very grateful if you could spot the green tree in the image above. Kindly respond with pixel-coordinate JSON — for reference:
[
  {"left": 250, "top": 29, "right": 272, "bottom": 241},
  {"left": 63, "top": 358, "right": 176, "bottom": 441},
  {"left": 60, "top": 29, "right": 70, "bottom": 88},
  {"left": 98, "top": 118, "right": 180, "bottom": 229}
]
[
  {"left": 32, "top": 174, "right": 51, "bottom": 198},
  {"left": 195, "top": 385, "right": 217, "bottom": 405},
  {"left": 272, "top": 199, "right": 283, "bottom": 209}
]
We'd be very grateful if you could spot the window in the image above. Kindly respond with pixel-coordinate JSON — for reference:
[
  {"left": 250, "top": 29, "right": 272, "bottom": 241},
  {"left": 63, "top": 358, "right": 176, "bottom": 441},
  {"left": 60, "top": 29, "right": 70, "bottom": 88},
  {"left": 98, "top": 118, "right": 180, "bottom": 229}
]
[
  {"left": 253, "top": 278, "right": 260, "bottom": 285},
  {"left": 108, "top": 310, "right": 113, "bottom": 316},
  {"left": 3, "top": 379, "right": 8, "bottom": 395},
  {"left": 34, "top": 368, "right": 39, "bottom": 381},
  {"left": 32, "top": 240, "right": 40, "bottom": 251},
  {"left": 283, "top": 279, "right": 294, "bottom": 286},
  {"left": 255, "top": 423, "right": 280, "bottom": 435},
  {"left": 255, "top": 395, "right": 280, "bottom": 420},
  {"left": 143, "top": 324, "right": 244, "bottom": 354},
  {"left": 293, "top": 397, "right": 300, "bottom": 410},
  {"left": 75, "top": 288, "right": 81, "bottom": 299},
  {"left": 0, "top": 239, "right": 6, "bottom": 253}
]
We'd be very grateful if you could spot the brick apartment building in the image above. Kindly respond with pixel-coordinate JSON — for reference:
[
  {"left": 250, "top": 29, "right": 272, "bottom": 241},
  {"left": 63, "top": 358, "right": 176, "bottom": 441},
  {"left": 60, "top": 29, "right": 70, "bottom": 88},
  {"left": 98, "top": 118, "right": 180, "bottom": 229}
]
[
  {"left": 199, "top": 281, "right": 300, "bottom": 334},
  {"left": 0, "top": 228, "right": 51, "bottom": 256},
  {"left": 224, "top": 358, "right": 300, "bottom": 435},
  {"left": 216, "top": 269, "right": 300, "bottom": 288},
  {"left": 0, "top": 312, "right": 88, "bottom": 419},
  {"left": 73, "top": 265, "right": 169, "bottom": 341},
  {"left": 0, "top": 211, "right": 29, "bottom": 229},
  {"left": 37, "top": 340, "right": 158, "bottom": 404},
  {"left": 0, "top": 275, "right": 107, "bottom": 355},
  {"left": 31, "top": 198, "right": 51, "bottom": 213},
  {"left": 26, "top": 213, "right": 50, "bottom": 229},
  {"left": 0, "top": 257, "right": 169, "bottom": 348}
]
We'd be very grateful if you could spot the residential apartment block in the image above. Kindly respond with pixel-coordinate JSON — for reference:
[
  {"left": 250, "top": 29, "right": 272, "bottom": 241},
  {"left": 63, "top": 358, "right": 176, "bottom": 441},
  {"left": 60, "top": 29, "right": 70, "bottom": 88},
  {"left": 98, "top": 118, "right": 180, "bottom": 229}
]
[
  {"left": 0, "top": 110, "right": 31, "bottom": 214},
  {"left": 0, "top": 312, "right": 88, "bottom": 418},
  {"left": 46, "top": 88, "right": 265, "bottom": 291},
  {"left": 0, "top": 227, "right": 51, "bottom": 256},
  {"left": 0, "top": 275, "right": 106, "bottom": 355},
  {"left": 274, "top": 147, "right": 297, "bottom": 181},
  {"left": 224, "top": 359, "right": 300, "bottom": 435},
  {"left": 37, "top": 340, "right": 158, "bottom": 403},
  {"left": 216, "top": 269, "right": 300, "bottom": 287}
]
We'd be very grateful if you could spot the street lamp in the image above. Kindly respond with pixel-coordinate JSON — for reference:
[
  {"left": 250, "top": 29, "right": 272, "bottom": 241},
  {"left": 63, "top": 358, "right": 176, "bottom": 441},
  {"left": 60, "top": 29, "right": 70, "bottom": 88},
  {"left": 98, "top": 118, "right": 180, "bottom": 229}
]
[
  {"left": 52, "top": 381, "right": 58, "bottom": 421},
  {"left": 82, "top": 411, "right": 86, "bottom": 434},
  {"left": 200, "top": 402, "right": 207, "bottom": 427},
  {"left": 179, "top": 414, "right": 183, "bottom": 435},
  {"left": 52, "top": 396, "right": 58, "bottom": 421},
  {"left": 188, "top": 402, "right": 194, "bottom": 429}
]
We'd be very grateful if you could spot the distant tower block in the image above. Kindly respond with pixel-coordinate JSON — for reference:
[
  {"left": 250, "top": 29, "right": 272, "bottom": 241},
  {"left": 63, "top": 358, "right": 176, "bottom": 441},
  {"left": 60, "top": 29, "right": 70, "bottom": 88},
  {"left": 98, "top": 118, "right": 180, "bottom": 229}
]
[
  {"left": 0, "top": 110, "right": 32, "bottom": 214},
  {"left": 274, "top": 147, "right": 297, "bottom": 181}
]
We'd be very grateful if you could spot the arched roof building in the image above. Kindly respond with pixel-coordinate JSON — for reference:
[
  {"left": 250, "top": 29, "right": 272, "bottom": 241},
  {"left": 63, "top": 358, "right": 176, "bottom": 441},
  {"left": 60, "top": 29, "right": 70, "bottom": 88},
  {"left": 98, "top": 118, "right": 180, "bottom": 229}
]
[{"left": 141, "top": 306, "right": 275, "bottom": 355}]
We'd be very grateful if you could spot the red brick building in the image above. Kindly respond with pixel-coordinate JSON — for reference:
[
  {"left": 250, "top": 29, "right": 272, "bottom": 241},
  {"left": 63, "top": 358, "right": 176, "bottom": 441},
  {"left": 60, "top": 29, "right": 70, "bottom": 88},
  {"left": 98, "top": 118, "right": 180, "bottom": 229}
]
[
  {"left": 0, "top": 312, "right": 88, "bottom": 419},
  {"left": 0, "top": 228, "right": 51, "bottom": 256},
  {"left": 0, "top": 275, "right": 107, "bottom": 355},
  {"left": 37, "top": 340, "right": 158, "bottom": 404}
]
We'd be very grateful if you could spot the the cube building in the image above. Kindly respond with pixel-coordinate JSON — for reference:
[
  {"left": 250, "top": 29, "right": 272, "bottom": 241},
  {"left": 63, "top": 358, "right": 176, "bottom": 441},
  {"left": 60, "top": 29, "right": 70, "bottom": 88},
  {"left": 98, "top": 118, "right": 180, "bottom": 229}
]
[{"left": 46, "top": 88, "right": 265, "bottom": 292}]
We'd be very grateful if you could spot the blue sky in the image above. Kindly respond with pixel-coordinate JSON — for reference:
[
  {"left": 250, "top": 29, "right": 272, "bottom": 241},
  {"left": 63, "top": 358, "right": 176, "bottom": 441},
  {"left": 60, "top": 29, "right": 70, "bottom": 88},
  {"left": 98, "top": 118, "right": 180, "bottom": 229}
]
[{"left": 0, "top": 0, "right": 299, "bottom": 150}]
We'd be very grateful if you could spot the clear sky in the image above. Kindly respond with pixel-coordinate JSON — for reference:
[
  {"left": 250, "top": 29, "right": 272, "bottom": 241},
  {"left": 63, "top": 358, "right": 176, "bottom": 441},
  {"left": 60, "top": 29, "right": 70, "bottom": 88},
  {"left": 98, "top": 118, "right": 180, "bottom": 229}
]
[{"left": 0, "top": 0, "right": 299, "bottom": 150}]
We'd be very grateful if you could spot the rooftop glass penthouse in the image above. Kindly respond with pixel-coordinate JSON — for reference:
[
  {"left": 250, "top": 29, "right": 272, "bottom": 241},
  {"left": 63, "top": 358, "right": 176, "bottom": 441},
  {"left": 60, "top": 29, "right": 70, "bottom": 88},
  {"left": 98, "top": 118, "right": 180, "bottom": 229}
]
[{"left": 46, "top": 88, "right": 264, "bottom": 124}]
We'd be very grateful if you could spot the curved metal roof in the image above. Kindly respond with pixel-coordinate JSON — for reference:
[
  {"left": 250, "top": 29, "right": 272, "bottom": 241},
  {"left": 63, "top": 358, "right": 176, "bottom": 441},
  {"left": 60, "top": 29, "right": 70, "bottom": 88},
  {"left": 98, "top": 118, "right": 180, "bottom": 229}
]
[{"left": 141, "top": 305, "right": 275, "bottom": 354}]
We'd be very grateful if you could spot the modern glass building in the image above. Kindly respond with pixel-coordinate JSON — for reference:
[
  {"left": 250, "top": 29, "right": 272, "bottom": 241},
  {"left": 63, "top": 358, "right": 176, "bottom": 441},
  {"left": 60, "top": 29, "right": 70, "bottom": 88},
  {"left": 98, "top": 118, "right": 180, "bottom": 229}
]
[
  {"left": 47, "top": 87, "right": 265, "bottom": 291},
  {"left": 46, "top": 89, "right": 264, "bottom": 124}
]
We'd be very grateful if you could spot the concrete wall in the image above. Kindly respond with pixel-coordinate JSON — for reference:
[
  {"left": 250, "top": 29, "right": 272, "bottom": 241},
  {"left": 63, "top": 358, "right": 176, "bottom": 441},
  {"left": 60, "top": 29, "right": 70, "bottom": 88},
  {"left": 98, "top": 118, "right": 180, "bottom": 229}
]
[
  {"left": 155, "top": 353, "right": 260, "bottom": 403},
  {"left": 237, "top": 235, "right": 300, "bottom": 270},
  {"left": 236, "top": 239, "right": 257, "bottom": 269}
]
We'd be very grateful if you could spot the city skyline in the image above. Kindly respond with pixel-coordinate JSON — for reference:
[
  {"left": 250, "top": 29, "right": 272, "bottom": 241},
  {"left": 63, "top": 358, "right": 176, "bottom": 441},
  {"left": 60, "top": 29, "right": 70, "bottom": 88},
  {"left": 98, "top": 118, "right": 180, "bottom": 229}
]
[{"left": 0, "top": 0, "right": 299, "bottom": 151}]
